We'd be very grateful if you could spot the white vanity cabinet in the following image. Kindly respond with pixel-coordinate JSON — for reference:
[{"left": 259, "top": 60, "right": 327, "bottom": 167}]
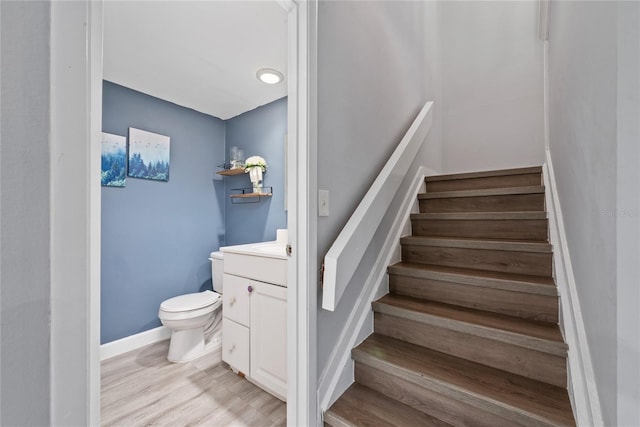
[{"left": 220, "top": 240, "right": 288, "bottom": 401}]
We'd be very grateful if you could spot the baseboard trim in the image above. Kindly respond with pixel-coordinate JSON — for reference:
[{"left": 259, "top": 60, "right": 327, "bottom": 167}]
[
  {"left": 317, "top": 165, "right": 433, "bottom": 416},
  {"left": 543, "top": 151, "right": 603, "bottom": 426},
  {"left": 100, "top": 326, "right": 172, "bottom": 361}
]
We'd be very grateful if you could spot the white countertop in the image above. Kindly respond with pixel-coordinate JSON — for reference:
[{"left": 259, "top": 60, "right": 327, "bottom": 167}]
[{"left": 220, "top": 240, "right": 287, "bottom": 260}]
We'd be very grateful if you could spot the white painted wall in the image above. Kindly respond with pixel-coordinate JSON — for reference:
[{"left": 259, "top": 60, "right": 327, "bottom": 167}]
[
  {"left": 315, "top": 0, "right": 441, "bottom": 377},
  {"left": 616, "top": 2, "right": 640, "bottom": 425},
  {"left": 548, "top": 2, "right": 640, "bottom": 425},
  {"left": 438, "top": 1, "right": 544, "bottom": 174},
  {"left": 0, "top": 2, "right": 51, "bottom": 424}
]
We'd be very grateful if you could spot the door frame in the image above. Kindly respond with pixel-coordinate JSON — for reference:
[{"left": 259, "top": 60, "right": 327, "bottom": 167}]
[
  {"left": 49, "top": 0, "right": 317, "bottom": 425},
  {"left": 280, "top": 1, "right": 318, "bottom": 425}
]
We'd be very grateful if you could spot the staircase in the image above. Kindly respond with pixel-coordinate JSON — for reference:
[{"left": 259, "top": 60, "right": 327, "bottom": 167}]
[{"left": 324, "top": 166, "right": 576, "bottom": 427}]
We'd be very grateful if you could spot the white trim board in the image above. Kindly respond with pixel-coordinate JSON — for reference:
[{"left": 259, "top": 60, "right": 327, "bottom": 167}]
[
  {"left": 100, "top": 326, "right": 172, "bottom": 361},
  {"left": 50, "top": 2, "right": 103, "bottom": 424},
  {"left": 543, "top": 151, "right": 603, "bottom": 426},
  {"left": 317, "top": 165, "right": 434, "bottom": 415},
  {"left": 283, "top": 1, "right": 318, "bottom": 425}
]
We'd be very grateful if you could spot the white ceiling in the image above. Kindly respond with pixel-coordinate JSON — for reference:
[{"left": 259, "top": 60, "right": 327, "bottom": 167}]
[{"left": 104, "top": 1, "right": 288, "bottom": 120}]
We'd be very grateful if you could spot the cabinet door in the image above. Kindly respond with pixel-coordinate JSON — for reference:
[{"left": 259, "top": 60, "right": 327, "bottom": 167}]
[
  {"left": 222, "top": 318, "right": 249, "bottom": 375},
  {"left": 223, "top": 273, "right": 251, "bottom": 327},
  {"left": 250, "top": 281, "right": 287, "bottom": 400}
]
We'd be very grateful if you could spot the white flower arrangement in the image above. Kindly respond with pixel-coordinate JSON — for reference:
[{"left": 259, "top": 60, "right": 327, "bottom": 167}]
[{"left": 244, "top": 155, "right": 267, "bottom": 172}]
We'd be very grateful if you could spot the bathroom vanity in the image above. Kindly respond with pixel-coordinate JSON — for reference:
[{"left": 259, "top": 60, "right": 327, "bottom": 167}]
[{"left": 220, "top": 239, "right": 287, "bottom": 401}]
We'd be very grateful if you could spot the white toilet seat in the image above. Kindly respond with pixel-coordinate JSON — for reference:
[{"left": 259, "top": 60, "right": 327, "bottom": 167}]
[
  {"left": 158, "top": 290, "right": 221, "bottom": 321},
  {"left": 161, "top": 289, "right": 219, "bottom": 311}
]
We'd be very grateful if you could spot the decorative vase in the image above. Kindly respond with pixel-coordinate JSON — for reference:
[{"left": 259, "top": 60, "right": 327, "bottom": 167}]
[{"left": 248, "top": 166, "right": 263, "bottom": 194}]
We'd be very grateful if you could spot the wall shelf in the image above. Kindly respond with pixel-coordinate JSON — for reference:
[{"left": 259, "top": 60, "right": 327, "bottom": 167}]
[
  {"left": 217, "top": 168, "right": 245, "bottom": 176},
  {"left": 230, "top": 187, "right": 273, "bottom": 204}
]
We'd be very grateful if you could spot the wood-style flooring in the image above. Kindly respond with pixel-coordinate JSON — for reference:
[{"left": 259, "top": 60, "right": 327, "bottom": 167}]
[{"left": 101, "top": 340, "right": 286, "bottom": 426}]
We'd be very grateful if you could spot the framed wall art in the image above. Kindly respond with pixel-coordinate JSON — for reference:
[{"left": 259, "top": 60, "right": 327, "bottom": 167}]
[
  {"left": 128, "top": 127, "right": 170, "bottom": 182},
  {"left": 101, "top": 132, "right": 127, "bottom": 187}
]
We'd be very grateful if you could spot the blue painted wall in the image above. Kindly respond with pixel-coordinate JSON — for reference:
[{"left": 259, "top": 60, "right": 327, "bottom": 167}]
[
  {"left": 225, "top": 97, "right": 288, "bottom": 245},
  {"left": 101, "top": 81, "right": 226, "bottom": 344},
  {"left": 101, "top": 82, "right": 287, "bottom": 344}
]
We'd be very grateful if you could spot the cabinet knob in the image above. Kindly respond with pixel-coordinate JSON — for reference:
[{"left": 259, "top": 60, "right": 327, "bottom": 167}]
[
  {"left": 230, "top": 296, "right": 236, "bottom": 306},
  {"left": 247, "top": 285, "right": 253, "bottom": 293},
  {"left": 229, "top": 344, "right": 236, "bottom": 353}
]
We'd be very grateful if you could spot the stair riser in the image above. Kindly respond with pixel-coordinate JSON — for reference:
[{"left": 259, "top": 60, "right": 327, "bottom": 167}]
[
  {"left": 354, "top": 364, "right": 529, "bottom": 427},
  {"left": 426, "top": 173, "right": 542, "bottom": 193},
  {"left": 389, "top": 275, "right": 559, "bottom": 323},
  {"left": 411, "top": 219, "right": 548, "bottom": 241},
  {"left": 374, "top": 313, "right": 567, "bottom": 388},
  {"left": 419, "top": 194, "right": 545, "bottom": 213},
  {"left": 401, "top": 245, "right": 552, "bottom": 277}
]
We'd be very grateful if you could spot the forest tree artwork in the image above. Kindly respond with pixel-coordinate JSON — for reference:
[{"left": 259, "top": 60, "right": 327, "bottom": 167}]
[
  {"left": 101, "top": 132, "right": 127, "bottom": 187},
  {"left": 128, "top": 127, "right": 170, "bottom": 182}
]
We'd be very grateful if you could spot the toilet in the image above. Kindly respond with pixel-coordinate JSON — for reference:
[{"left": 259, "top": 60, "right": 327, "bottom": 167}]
[{"left": 158, "top": 251, "right": 224, "bottom": 363}]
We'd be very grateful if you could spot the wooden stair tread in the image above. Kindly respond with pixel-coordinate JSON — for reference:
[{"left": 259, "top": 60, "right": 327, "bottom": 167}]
[
  {"left": 373, "top": 294, "right": 566, "bottom": 353},
  {"left": 354, "top": 334, "right": 575, "bottom": 427},
  {"left": 419, "top": 186, "right": 545, "bottom": 200},
  {"left": 411, "top": 211, "right": 547, "bottom": 220},
  {"left": 325, "top": 383, "right": 452, "bottom": 427},
  {"left": 388, "top": 262, "right": 557, "bottom": 296},
  {"left": 327, "top": 166, "right": 574, "bottom": 426},
  {"left": 400, "top": 235, "right": 552, "bottom": 253},
  {"left": 425, "top": 166, "right": 542, "bottom": 182}
]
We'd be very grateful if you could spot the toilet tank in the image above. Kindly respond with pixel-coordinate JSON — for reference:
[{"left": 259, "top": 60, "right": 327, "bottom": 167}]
[{"left": 209, "top": 251, "right": 224, "bottom": 293}]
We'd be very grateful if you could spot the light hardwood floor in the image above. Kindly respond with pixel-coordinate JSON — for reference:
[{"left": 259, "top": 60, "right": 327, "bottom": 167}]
[{"left": 101, "top": 340, "right": 286, "bottom": 426}]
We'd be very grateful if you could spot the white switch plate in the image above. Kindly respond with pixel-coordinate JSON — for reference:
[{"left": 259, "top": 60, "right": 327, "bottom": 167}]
[{"left": 318, "top": 190, "right": 329, "bottom": 217}]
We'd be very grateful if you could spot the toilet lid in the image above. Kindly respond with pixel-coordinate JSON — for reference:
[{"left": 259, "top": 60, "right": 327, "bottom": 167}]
[{"left": 160, "top": 291, "right": 220, "bottom": 313}]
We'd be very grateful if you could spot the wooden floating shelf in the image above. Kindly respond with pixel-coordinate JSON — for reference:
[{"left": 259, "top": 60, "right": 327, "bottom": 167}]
[
  {"left": 217, "top": 168, "right": 245, "bottom": 176},
  {"left": 230, "top": 192, "right": 273, "bottom": 199},
  {"left": 230, "top": 187, "right": 273, "bottom": 204}
]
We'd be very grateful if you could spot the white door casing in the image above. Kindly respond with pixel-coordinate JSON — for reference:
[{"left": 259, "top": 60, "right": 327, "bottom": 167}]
[{"left": 50, "top": 0, "right": 316, "bottom": 425}]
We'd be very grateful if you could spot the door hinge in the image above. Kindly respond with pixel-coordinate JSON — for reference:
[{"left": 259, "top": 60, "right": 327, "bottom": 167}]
[{"left": 286, "top": 244, "right": 293, "bottom": 256}]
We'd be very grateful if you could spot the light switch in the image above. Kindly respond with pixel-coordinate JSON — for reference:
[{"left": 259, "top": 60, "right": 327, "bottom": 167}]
[{"left": 318, "top": 190, "right": 329, "bottom": 217}]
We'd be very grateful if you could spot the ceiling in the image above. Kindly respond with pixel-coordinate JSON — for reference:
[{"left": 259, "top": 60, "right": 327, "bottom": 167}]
[{"left": 103, "top": 1, "right": 288, "bottom": 120}]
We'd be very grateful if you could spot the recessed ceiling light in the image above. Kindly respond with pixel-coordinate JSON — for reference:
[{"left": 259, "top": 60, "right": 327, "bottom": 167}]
[{"left": 256, "top": 68, "right": 284, "bottom": 85}]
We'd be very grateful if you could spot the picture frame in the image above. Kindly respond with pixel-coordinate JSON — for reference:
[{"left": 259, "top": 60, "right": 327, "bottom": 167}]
[
  {"left": 101, "top": 132, "right": 127, "bottom": 187},
  {"left": 128, "top": 127, "right": 171, "bottom": 182}
]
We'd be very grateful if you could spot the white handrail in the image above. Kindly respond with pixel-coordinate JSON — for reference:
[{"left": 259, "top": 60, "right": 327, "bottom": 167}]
[{"left": 321, "top": 101, "right": 434, "bottom": 311}]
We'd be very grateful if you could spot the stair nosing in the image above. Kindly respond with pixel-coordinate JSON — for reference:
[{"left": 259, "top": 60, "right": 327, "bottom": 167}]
[
  {"left": 325, "top": 383, "right": 452, "bottom": 427},
  {"left": 372, "top": 297, "right": 567, "bottom": 356},
  {"left": 387, "top": 263, "right": 558, "bottom": 296},
  {"left": 353, "top": 336, "right": 570, "bottom": 427},
  {"left": 323, "top": 411, "right": 354, "bottom": 427},
  {"left": 410, "top": 211, "right": 548, "bottom": 221},
  {"left": 400, "top": 236, "right": 552, "bottom": 253},
  {"left": 425, "top": 166, "right": 542, "bottom": 183},
  {"left": 324, "top": 387, "right": 397, "bottom": 427},
  {"left": 418, "top": 186, "right": 545, "bottom": 200}
]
